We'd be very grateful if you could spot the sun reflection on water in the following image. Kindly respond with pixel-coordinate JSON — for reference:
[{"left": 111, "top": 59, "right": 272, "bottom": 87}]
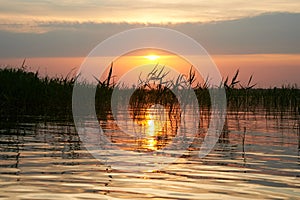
[
  {"left": 142, "top": 104, "right": 168, "bottom": 150},
  {"left": 105, "top": 103, "right": 180, "bottom": 152}
]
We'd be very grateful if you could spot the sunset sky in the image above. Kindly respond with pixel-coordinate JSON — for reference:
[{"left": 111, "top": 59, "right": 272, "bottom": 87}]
[{"left": 0, "top": 0, "right": 299, "bottom": 87}]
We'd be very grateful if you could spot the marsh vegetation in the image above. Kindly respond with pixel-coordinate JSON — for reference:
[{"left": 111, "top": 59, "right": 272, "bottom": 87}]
[{"left": 0, "top": 65, "right": 299, "bottom": 120}]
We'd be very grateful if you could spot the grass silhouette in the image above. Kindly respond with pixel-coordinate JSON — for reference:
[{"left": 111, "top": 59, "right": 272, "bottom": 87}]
[{"left": 0, "top": 65, "right": 299, "bottom": 120}]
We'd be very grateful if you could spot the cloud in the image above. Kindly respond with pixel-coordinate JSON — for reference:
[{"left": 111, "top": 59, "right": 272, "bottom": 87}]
[
  {"left": 173, "top": 12, "right": 300, "bottom": 54},
  {"left": 0, "top": 13, "right": 299, "bottom": 58},
  {"left": 0, "top": 0, "right": 300, "bottom": 24}
]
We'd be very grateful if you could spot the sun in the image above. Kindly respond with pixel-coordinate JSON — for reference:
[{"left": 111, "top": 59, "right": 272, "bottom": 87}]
[{"left": 144, "top": 54, "right": 160, "bottom": 61}]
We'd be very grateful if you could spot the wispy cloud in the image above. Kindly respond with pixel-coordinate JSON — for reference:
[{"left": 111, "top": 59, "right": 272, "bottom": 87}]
[{"left": 0, "top": 0, "right": 299, "bottom": 32}]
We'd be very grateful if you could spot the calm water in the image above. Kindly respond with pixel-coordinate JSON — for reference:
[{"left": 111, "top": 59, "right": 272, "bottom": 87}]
[{"left": 0, "top": 110, "right": 299, "bottom": 199}]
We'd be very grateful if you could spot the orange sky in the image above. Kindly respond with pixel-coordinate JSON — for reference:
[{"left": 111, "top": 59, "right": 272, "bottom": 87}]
[{"left": 1, "top": 53, "right": 299, "bottom": 87}]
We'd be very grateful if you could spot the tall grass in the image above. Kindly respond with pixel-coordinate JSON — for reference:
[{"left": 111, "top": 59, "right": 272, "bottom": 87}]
[
  {"left": 0, "top": 65, "right": 299, "bottom": 120},
  {"left": 0, "top": 67, "right": 75, "bottom": 119}
]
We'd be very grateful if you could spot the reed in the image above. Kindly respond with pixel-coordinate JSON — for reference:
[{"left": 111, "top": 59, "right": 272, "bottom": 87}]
[{"left": 0, "top": 65, "right": 299, "bottom": 120}]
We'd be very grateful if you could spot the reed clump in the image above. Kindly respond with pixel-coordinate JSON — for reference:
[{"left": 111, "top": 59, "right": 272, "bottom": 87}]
[{"left": 0, "top": 67, "right": 74, "bottom": 119}]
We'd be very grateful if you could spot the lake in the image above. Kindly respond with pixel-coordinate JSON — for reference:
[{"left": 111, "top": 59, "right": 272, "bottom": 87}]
[{"left": 0, "top": 109, "right": 299, "bottom": 199}]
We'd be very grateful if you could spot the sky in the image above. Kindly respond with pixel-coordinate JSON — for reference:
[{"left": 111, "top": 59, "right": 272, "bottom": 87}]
[{"left": 0, "top": 0, "right": 299, "bottom": 87}]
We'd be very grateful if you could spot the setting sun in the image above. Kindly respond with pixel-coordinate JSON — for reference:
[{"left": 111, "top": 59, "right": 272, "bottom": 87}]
[{"left": 144, "top": 54, "right": 160, "bottom": 61}]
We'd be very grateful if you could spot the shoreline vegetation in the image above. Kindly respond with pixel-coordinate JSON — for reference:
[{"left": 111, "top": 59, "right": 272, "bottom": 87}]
[{"left": 0, "top": 65, "right": 299, "bottom": 121}]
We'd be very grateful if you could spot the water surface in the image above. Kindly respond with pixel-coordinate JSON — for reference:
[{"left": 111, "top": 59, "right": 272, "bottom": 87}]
[{"left": 0, "top": 110, "right": 299, "bottom": 199}]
